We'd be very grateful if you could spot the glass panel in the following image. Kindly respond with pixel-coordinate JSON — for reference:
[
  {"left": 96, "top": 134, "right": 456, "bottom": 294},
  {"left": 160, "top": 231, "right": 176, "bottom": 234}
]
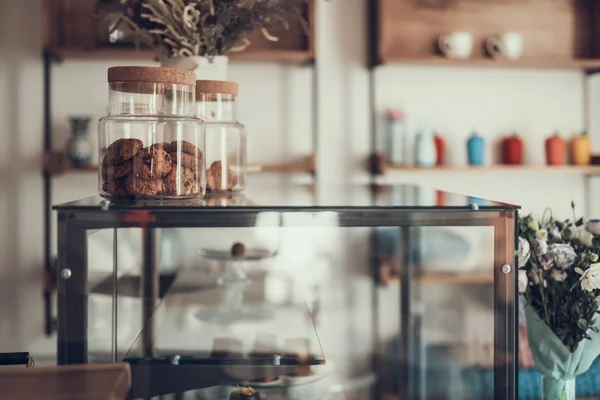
[
  {"left": 374, "top": 224, "right": 514, "bottom": 400},
  {"left": 53, "top": 184, "right": 519, "bottom": 211}
]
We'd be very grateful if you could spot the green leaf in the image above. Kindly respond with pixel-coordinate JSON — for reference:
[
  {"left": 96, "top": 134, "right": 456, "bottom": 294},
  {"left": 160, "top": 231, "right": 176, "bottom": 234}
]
[
  {"left": 576, "top": 217, "right": 584, "bottom": 227},
  {"left": 578, "top": 319, "right": 588, "bottom": 330},
  {"left": 590, "top": 326, "right": 599, "bottom": 333}
]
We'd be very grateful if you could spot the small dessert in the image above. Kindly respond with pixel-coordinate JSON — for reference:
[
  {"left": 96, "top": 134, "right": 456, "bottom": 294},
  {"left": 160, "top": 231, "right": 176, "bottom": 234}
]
[
  {"left": 171, "top": 140, "right": 203, "bottom": 159},
  {"left": 229, "top": 387, "right": 260, "bottom": 400},
  {"left": 102, "top": 159, "right": 133, "bottom": 180},
  {"left": 231, "top": 242, "right": 246, "bottom": 257},
  {"left": 283, "top": 338, "right": 313, "bottom": 378},
  {"left": 124, "top": 174, "right": 163, "bottom": 197},
  {"left": 170, "top": 151, "right": 201, "bottom": 171},
  {"left": 249, "top": 333, "right": 280, "bottom": 383},
  {"left": 149, "top": 141, "right": 173, "bottom": 153},
  {"left": 163, "top": 166, "right": 196, "bottom": 196},
  {"left": 210, "top": 337, "right": 244, "bottom": 359},
  {"left": 105, "top": 138, "right": 143, "bottom": 164},
  {"left": 249, "top": 333, "right": 278, "bottom": 358},
  {"left": 103, "top": 179, "right": 129, "bottom": 198},
  {"left": 132, "top": 147, "right": 173, "bottom": 178}
]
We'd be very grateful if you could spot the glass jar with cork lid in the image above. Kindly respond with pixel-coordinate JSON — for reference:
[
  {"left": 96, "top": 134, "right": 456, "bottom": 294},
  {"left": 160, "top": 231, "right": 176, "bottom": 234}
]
[
  {"left": 98, "top": 66, "right": 206, "bottom": 199},
  {"left": 196, "top": 80, "right": 247, "bottom": 193}
]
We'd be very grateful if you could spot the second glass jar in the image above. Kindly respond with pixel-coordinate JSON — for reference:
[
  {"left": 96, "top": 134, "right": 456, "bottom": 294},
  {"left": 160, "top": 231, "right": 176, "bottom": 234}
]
[{"left": 196, "top": 80, "right": 247, "bottom": 192}]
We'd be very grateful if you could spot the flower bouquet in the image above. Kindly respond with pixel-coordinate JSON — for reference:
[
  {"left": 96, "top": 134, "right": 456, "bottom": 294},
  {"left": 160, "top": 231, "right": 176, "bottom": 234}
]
[
  {"left": 519, "top": 206, "right": 600, "bottom": 400},
  {"left": 106, "top": 0, "right": 309, "bottom": 59}
]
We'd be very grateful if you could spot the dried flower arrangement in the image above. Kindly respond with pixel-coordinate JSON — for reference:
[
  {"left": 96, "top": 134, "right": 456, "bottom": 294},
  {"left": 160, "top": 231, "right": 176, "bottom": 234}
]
[
  {"left": 518, "top": 204, "right": 600, "bottom": 398},
  {"left": 106, "top": 0, "right": 309, "bottom": 59}
]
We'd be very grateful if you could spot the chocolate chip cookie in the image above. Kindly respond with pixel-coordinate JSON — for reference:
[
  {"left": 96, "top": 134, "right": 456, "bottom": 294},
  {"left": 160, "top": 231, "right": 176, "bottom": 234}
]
[
  {"left": 170, "top": 152, "right": 201, "bottom": 172},
  {"left": 101, "top": 159, "right": 133, "bottom": 180},
  {"left": 105, "top": 138, "right": 143, "bottom": 164},
  {"left": 207, "top": 160, "right": 235, "bottom": 192},
  {"left": 132, "top": 147, "right": 173, "bottom": 179},
  {"left": 102, "top": 179, "right": 129, "bottom": 198},
  {"left": 171, "top": 140, "right": 203, "bottom": 159},
  {"left": 163, "top": 166, "right": 197, "bottom": 196},
  {"left": 125, "top": 174, "right": 163, "bottom": 197},
  {"left": 149, "top": 142, "right": 173, "bottom": 153}
]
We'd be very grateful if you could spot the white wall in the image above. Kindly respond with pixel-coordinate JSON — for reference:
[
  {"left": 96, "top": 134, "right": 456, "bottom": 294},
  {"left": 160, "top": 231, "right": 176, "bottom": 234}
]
[{"left": 1, "top": 0, "right": 599, "bottom": 364}]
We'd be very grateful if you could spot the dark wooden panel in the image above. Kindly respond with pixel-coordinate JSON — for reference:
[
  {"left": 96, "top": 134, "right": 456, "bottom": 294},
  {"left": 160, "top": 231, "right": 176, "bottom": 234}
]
[
  {"left": 377, "top": 0, "right": 597, "bottom": 64},
  {"left": 59, "top": 0, "right": 97, "bottom": 50}
]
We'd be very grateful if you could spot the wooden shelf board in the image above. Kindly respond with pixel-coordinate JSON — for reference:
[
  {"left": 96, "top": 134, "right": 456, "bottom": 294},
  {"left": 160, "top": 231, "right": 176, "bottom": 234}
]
[
  {"left": 46, "top": 47, "right": 313, "bottom": 64},
  {"left": 44, "top": 151, "right": 315, "bottom": 176},
  {"left": 378, "top": 55, "right": 600, "bottom": 71},
  {"left": 385, "top": 270, "right": 494, "bottom": 285},
  {"left": 381, "top": 164, "right": 600, "bottom": 175}
]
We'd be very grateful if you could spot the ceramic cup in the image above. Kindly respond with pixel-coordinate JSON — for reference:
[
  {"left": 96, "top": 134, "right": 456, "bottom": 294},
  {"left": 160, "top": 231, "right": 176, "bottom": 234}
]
[
  {"left": 438, "top": 32, "right": 473, "bottom": 60},
  {"left": 486, "top": 33, "right": 523, "bottom": 60}
]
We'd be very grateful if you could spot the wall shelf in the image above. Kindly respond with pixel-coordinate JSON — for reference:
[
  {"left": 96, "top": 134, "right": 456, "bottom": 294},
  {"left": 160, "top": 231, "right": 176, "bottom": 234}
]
[
  {"left": 377, "top": 260, "right": 493, "bottom": 286},
  {"left": 43, "top": 151, "right": 316, "bottom": 177},
  {"left": 369, "top": 153, "right": 600, "bottom": 176},
  {"left": 45, "top": 48, "right": 314, "bottom": 65},
  {"left": 379, "top": 55, "right": 600, "bottom": 73},
  {"left": 371, "top": 0, "right": 600, "bottom": 72}
]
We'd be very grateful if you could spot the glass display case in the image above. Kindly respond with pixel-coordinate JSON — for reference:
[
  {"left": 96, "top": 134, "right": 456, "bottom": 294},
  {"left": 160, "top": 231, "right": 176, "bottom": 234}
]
[{"left": 53, "top": 184, "right": 518, "bottom": 400}]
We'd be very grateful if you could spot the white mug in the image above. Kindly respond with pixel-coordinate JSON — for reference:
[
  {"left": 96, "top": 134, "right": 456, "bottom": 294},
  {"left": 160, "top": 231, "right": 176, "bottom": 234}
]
[
  {"left": 438, "top": 32, "right": 473, "bottom": 60},
  {"left": 487, "top": 33, "right": 523, "bottom": 60}
]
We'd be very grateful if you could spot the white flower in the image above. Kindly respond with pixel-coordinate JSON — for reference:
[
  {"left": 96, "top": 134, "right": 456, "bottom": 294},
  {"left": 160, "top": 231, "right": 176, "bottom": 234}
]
[
  {"left": 518, "top": 270, "right": 528, "bottom": 293},
  {"left": 586, "top": 219, "right": 600, "bottom": 236},
  {"left": 595, "top": 296, "right": 600, "bottom": 307},
  {"left": 591, "top": 253, "right": 599, "bottom": 263},
  {"left": 570, "top": 226, "right": 594, "bottom": 247},
  {"left": 532, "top": 239, "right": 548, "bottom": 257},
  {"left": 549, "top": 226, "right": 561, "bottom": 239},
  {"left": 580, "top": 263, "right": 600, "bottom": 292},
  {"left": 518, "top": 237, "right": 531, "bottom": 268},
  {"left": 536, "top": 229, "right": 548, "bottom": 241}
]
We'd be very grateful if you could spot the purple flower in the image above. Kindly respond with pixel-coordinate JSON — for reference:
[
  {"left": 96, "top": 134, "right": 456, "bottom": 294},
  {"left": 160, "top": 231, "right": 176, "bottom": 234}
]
[{"left": 549, "top": 243, "right": 577, "bottom": 270}]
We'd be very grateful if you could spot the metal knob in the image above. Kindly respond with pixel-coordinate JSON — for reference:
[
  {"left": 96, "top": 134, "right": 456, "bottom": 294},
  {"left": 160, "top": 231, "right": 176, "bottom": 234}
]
[
  {"left": 60, "top": 269, "right": 72, "bottom": 279},
  {"left": 501, "top": 264, "right": 511, "bottom": 274},
  {"left": 470, "top": 203, "right": 479, "bottom": 210}
]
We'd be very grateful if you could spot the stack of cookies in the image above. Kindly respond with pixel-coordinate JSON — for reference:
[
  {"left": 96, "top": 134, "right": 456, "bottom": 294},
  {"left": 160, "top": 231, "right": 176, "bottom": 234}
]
[{"left": 101, "top": 138, "right": 203, "bottom": 198}]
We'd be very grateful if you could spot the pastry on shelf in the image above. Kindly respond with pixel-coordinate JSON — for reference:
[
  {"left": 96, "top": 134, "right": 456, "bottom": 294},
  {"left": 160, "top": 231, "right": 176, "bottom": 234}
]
[
  {"left": 210, "top": 337, "right": 244, "bottom": 359},
  {"left": 229, "top": 387, "right": 260, "bottom": 400},
  {"left": 283, "top": 338, "right": 314, "bottom": 378},
  {"left": 249, "top": 333, "right": 279, "bottom": 358},
  {"left": 231, "top": 242, "right": 246, "bottom": 257},
  {"left": 248, "top": 333, "right": 283, "bottom": 384}
]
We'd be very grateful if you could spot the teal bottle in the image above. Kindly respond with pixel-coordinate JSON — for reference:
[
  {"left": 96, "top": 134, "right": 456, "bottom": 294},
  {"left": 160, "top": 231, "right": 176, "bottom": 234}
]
[{"left": 467, "top": 132, "right": 485, "bottom": 166}]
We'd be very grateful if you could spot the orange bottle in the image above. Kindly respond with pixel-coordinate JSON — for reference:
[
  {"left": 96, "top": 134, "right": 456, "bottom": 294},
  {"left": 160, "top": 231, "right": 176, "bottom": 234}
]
[
  {"left": 571, "top": 131, "right": 591, "bottom": 165},
  {"left": 545, "top": 133, "right": 566, "bottom": 165}
]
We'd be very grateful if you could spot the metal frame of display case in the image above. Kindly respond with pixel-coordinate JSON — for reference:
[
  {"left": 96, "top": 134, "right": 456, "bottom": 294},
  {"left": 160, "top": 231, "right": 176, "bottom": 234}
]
[{"left": 54, "top": 189, "right": 518, "bottom": 399}]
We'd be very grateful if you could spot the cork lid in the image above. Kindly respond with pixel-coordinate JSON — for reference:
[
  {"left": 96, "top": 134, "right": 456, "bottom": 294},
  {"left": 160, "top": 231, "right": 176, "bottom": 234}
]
[
  {"left": 108, "top": 66, "right": 196, "bottom": 86},
  {"left": 195, "top": 80, "right": 239, "bottom": 97}
]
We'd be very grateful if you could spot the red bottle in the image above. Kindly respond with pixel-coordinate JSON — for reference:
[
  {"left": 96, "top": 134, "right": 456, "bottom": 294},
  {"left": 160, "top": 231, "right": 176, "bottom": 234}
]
[
  {"left": 501, "top": 134, "right": 524, "bottom": 165},
  {"left": 434, "top": 134, "right": 445, "bottom": 166},
  {"left": 545, "top": 133, "right": 566, "bottom": 165}
]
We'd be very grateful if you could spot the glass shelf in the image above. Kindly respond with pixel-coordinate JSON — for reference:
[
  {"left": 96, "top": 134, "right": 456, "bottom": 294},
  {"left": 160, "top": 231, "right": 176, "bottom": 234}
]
[{"left": 123, "top": 286, "right": 325, "bottom": 366}]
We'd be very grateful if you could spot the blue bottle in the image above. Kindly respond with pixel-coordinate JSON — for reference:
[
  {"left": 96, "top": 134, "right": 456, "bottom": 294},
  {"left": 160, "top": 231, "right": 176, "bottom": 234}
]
[{"left": 467, "top": 132, "right": 485, "bottom": 166}]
